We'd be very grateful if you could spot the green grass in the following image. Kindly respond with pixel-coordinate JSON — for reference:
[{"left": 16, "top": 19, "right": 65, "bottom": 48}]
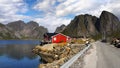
[
  {"left": 91, "top": 34, "right": 102, "bottom": 40},
  {"left": 109, "top": 31, "right": 120, "bottom": 38},
  {"left": 0, "top": 32, "right": 16, "bottom": 40}
]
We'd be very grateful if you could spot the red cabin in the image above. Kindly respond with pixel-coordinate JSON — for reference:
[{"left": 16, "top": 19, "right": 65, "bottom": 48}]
[
  {"left": 52, "top": 33, "right": 70, "bottom": 43},
  {"left": 43, "top": 33, "right": 58, "bottom": 43}
]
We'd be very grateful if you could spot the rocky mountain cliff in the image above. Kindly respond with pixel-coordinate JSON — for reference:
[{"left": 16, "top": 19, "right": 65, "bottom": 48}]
[
  {"left": 100, "top": 11, "right": 120, "bottom": 39},
  {"left": 62, "top": 14, "right": 99, "bottom": 37},
  {"left": 0, "top": 21, "right": 48, "bottom": 39},
  {"left": 62, "top": 11, "right": 120, "bottom": 39},
  {"left": 0, "top": 23, "right": 17, "bottom": 39},
  {"left": 55, "top": 24, "right": 66, "bottom": 33}
]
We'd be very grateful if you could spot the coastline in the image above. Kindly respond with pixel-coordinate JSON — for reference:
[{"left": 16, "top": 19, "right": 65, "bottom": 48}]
[{"left": 33, "top": 43, "right": 87, "bottom": 68}]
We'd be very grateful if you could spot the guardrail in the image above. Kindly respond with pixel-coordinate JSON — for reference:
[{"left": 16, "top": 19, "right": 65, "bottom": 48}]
[{"left": 60, "top": 44, "right": 91, "bottom": 68}]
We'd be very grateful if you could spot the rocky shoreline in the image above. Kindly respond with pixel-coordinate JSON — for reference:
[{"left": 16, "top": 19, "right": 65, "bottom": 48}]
[
  {"left": 32, "top": 38, "right": 94, "bottom": 68},
  {"left": 32, "top": 43, "right": 87, "bottom": 68}
]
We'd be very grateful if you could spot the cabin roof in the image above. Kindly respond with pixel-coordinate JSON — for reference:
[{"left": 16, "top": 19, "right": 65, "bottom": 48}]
[
  {"left": 70, "top": 36, "right": 84, "bottom": 38},
  {"left": 51, "top": 33, "right": 70, "bottom": 38},
  {"left": 44, "top": 33, "right": 58, "bottom": 38}
]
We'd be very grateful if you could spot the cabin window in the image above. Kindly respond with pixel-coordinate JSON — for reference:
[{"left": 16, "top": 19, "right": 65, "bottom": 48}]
[{"left": 54, "top": 37, "right": 56, "bottom": 41}]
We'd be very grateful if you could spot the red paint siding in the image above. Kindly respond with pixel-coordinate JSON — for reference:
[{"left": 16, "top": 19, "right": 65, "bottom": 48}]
[{"left": 52, "top": 33, "right": 68, "bottom": 43}]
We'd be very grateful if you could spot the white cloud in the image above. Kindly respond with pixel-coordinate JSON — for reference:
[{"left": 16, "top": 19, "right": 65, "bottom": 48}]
[
  {"left": 0, "top": 0, "right": 28, "bottom": 23},
  {"left": 0, "top": 0, "right": 27, "bottom": 14},
  {"left": 33, "top": 0, "right": 56, "bottom": 13},
  {"left": 35, "top": 0, "right": 101, "bottom": 17},
  {"left": 57, "top": 0, "right": 65, "bottom": 3},
  {"left": 33, "top": 0, "right": 120, "bottom": 32},
  {"left": 33, "top": 16, "right": 70, "bottom": 32},
  {"left": 56, "top": 0, "right": 120, "bottom": 17},
  {"left": 0, "top": 14, "right": 31, "bottom": 24},
  {"left": 0, "top": 0, "right": 120, "bottom": 32},
  {"left": 87, "top": 0, "right": 120, "bottom": 17},
  {"left": 56, "top": 0, "right": 99, "bottom": 16}
]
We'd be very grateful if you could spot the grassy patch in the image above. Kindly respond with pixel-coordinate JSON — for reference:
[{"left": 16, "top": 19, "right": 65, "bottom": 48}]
[
  {"left": 0, "top": 32, "right": 15, "bottom": 39},
  {"left": 91, "top": 34, "right": 102, "bottom": 40},
  {"left": 109, "top": 31, "right": 120, "bottom": 38}
]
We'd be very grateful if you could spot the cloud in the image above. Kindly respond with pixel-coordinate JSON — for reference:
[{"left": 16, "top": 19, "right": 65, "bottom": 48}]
[
  {"left": 33, "top": 0, "right": 56, "bottom": 14},
  {"left": 56, "top": 0, "right": 114, "bottom": 17},
  {"left": 0, "top": 0, "right": 29, "bottom": 23},
  {"left": 33, "top": 0, "right": 72, "bottom": 32},
  {"left": 56, "top": 0, "right": 98, "bottom": 16},
  {"left": 0, "top": 0, "right": 120, "bottom": 32},
  {"left": 33, "top": 15, "right": 70, "bottom": 32},
  {"left": 32, "top": 0, "right": 120, "bottom": 32},
  {"left": 87, "top": 0, "right": 120, "bottom": 18}
]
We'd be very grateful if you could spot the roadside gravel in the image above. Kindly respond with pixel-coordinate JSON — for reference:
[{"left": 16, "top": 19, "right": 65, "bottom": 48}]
[
  {"left": 69, "top": 43, "right": 97, "bottom": 68},
  {"left": 83, "top": 43, "right": 97, "bottom": 68}
]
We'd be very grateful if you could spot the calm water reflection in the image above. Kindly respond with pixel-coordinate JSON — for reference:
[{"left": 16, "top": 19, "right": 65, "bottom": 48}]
[{"left": 0, "top": 40, "right": 41, "bottom": 68}]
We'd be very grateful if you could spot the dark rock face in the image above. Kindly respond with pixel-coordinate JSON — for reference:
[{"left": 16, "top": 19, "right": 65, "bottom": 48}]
[
  {"left": 62, "top": 14, "right": 99, "bottom": 37},
  {"left": 7, "top": 20, "right": 26, "bottom": 31},
  {"left": 0, "top": 23, "right": 17, "bottom": 39},
  {"left": 62, "top": 11, "right": 120, "bottom": 39},
  {"left": 0, "top": 20, "right": 48, "bottom": 39},
  {"left": 6, "top": 20, "right": 26, "bottom": 38},
  {"left": 21, "top": 21, "right": 48, "bottom": 39},
  {"left": 55, "top": 24, "right": 66, "bottom": 33},
  {"left": 100, "top": 11, "right": 120, "bottom": 39}
]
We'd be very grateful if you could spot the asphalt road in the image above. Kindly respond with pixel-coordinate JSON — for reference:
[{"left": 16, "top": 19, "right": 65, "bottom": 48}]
[{"left": 96, "top": 41, "right": 120, "bottom": 68}]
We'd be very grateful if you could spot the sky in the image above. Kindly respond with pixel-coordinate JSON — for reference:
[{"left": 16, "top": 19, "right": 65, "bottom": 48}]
[{"left": 0, "top": 0, "right": 120, "bottom": 32}]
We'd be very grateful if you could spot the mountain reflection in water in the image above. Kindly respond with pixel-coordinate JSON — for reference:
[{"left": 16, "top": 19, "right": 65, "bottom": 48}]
[
  {"left": 0, "top": 44, "right": 37, "bottom": 60},
  {"left": 0, "top": 40, "right": 41, "bottom": 68}
]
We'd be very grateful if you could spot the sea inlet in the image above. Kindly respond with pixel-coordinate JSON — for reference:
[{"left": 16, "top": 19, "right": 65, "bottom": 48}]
[{"left": 0, "top": 40, "right": 41, "bottom": 68}]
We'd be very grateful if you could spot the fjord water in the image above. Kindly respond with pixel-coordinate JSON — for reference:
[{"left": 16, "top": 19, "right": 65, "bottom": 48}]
[{"left": 0, "top": 40, "right": 41, "bottom": 68}]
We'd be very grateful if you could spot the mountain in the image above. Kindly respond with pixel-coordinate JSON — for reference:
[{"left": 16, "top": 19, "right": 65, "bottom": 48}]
[
  {"left": 100, "top": 11, "right": 120, "bottom": 39},
  {"left": 62, "top": 14, "right": 99, "bottom": 37},
  {"left": 55, "top": 24, "right": 66, "bottom": 33},
  {"left": 62, "top": 11, "right": 120, "bottom": 40},
  {"left": 0, "top": 23, "right": 17, "bottom": 39},
  {"left": 21, "top": 21, "right": 48, "bottom": 39},
  {"left": 6, "top": 20, "right": 26, "bottom": 38},
  {"left": 0, "top": 20, "right": 48, "bottom": 40}
]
